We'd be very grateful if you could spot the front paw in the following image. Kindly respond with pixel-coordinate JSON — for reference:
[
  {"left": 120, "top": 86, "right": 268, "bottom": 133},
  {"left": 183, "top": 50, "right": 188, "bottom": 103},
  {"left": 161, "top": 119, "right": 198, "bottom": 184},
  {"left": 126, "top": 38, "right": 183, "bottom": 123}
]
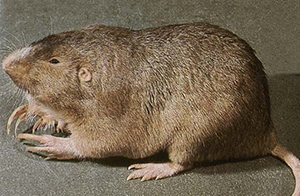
[
  {"left": 32, "top": 117, "right": 67, "bottom": 134},
  {"left": 17, "top": 133, "right": 78, "bottom": 160},
  {"left": 7, "top": 104, "right": 68, "bottom": 135}
]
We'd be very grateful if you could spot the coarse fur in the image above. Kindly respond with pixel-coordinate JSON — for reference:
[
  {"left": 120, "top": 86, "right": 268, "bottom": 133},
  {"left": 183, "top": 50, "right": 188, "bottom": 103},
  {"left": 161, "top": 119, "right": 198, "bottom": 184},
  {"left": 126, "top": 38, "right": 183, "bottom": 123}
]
[{"left": 2, "top": 22, "right": 300, "bottom": 195}]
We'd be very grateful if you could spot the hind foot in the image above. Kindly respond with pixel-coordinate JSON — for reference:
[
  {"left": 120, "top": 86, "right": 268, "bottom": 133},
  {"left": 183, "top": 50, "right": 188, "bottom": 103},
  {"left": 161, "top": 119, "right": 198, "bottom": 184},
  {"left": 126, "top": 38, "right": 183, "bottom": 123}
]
[{"left": 127, "top": 162, "right": 191, "bottom": 181}]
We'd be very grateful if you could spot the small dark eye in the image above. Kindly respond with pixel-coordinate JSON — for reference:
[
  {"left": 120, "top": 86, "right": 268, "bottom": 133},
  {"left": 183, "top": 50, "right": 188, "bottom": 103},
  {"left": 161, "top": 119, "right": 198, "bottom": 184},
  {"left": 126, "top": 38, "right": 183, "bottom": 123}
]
[{"left": 49, "top": 58, "right": 60, "bottom": 64}]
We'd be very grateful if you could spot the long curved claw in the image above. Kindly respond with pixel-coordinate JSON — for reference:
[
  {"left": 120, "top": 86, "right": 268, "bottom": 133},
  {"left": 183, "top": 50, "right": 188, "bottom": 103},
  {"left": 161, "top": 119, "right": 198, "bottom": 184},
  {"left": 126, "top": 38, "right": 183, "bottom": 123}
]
[
  {"left": 56, "top": 121, "right": 67, "bottom": 133},
  {"left": 33, "top": 118, "right": 57, "bottom": 134},
  {"left": 32, "top": 118, "right": 42, "bottom": 134},
  {"left": 7, "top": 104, "right": 28, "bottom": 135},
  {"left": 14, "top": 113, "right": 27, "bottom": 136}
]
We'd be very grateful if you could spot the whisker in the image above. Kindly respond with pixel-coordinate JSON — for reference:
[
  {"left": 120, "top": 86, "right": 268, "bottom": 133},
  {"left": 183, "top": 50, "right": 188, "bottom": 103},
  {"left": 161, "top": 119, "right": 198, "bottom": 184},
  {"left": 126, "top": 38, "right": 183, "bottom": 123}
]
[
  {"left": 3, "top": 29, "right": 23, "bottom": 48},
  {"left": 21, "top": 31, "right": 27, "bottom": 47},
  {"left": 0, "top": 80, "right": 20, "bottom": 113},
  {"left": 0, "top": 27, "right": 4, "bottom": 33},
  {"left": 20, "top": 90, "right": 27, "bottom": 105},
  {"left": 0, "top": 49, "right": 11, "bottom": 55},
  {"left": 49, "top": 16, "right": 54, "bottom": 35},
  {"left": 0, "top": 81, "right": 14, "bottom": 89},
  {"left": 3, "top": 45, "right": 14, "bottom": 52},
  {"left": 3, "top": 37, "right": 18, "bottom": 50},
  {"left": 0, "top": 51, "right": 10, "bottom": 57},
  {"left": 0, "top": 48, "right": 11, "bottom": 51},
  {"left": 11, "top": 88, "right": 23, "bottom": 109}
]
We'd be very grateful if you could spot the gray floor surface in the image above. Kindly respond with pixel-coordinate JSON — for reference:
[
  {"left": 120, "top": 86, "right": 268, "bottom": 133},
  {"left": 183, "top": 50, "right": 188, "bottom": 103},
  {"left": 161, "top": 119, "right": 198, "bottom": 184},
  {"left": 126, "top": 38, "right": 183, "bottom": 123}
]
[{"left": 0, "top": 0, "right": 299, "bottom": 196}]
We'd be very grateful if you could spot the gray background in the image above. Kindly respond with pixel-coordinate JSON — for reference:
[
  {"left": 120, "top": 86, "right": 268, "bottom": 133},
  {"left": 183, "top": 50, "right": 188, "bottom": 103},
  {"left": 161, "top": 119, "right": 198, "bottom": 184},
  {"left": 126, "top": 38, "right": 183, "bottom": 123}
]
[{"left": 0, "top": 0, "right": 299, "bottom": 195}]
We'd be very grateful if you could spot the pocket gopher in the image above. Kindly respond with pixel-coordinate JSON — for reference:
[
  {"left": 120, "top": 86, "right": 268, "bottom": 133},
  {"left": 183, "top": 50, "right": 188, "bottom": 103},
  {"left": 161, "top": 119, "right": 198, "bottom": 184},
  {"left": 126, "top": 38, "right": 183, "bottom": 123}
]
[{"left": 2, "top": 22, "right": 300, "bottom": 195}]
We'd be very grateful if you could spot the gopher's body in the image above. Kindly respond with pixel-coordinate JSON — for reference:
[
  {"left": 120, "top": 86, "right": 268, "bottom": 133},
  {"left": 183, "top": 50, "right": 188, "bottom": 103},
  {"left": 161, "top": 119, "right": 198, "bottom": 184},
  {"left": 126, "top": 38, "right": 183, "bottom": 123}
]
[{"left": 3, "top": 22, "right": 280, "bottom": 182}]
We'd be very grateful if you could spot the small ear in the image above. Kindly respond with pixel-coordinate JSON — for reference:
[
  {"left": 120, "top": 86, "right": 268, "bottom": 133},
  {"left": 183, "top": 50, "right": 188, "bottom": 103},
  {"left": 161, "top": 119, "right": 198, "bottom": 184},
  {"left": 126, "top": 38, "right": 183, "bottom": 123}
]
[{"left": 78, "top": 68, "right": 92, "bottom": 82}]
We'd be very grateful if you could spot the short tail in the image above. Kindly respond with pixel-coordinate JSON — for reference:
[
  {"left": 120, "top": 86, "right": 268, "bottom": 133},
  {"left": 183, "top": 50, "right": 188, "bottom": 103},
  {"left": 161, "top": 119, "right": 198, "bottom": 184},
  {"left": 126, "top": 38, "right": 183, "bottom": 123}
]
[{"left": 271, "top": 144, "right": 300, "bottom": 196}]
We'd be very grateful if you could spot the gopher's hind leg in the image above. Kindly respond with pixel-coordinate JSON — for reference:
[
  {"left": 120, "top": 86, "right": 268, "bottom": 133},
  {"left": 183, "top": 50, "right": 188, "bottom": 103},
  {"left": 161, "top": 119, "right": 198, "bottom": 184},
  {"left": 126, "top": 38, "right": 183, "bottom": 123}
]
[{"left": 127, "top": 162, "right": 192, "bottom": 181}]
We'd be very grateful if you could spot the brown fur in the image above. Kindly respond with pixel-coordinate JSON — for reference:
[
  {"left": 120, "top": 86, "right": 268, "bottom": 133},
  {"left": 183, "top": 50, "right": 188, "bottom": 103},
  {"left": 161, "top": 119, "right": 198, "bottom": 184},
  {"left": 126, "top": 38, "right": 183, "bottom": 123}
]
[{"left": 3, "top": 22, "right": 277, "bottom": 166}]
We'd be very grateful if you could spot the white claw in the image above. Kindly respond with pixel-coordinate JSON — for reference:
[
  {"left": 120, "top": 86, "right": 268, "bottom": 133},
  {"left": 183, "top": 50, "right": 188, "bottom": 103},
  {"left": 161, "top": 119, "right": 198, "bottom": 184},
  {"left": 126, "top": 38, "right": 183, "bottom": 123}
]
[
  {"left": 14, "top": 113, "right": 27, "bottom": 136},
  {"left": 7, "top": 104, "right": 28, "bottom": 135},
  {"left": 32, "top": 118, "right": 42, "bottom": 134}
]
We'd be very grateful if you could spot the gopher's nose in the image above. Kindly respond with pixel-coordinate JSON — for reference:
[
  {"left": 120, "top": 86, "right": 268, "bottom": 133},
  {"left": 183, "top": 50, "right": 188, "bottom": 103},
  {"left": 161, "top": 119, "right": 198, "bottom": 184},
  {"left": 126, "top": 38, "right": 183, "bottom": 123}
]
[
  {"left": 2, "top": 47, "right": 32, "bottom": 71},
  {"left": 2, "top": 53, "right": 15, "bottom": 70}
]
